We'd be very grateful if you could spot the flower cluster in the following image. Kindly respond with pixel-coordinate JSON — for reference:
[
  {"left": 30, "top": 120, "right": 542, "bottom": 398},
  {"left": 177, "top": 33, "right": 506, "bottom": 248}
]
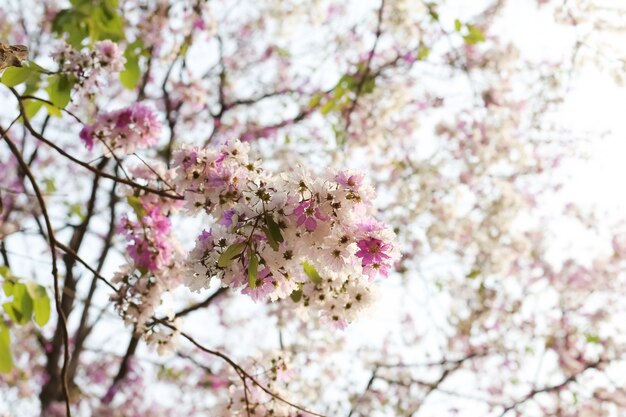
[
  {"left": 118, "top": 205, "right": 173, "bottom": 273},
  {"left": 173, "top": 140, "right": 396, "bottom": 326},
  {"left": 51, "top": 39, "right": 125, "bottom": 94},
  {"left": 215, "top": 352, "right": 313, "bottom": 417},
  {"left": 79, "top": 103, "right": 162, "bottom": 154},
  {"left": 112, "top": 164, "right": 183, "bottom": 330}
]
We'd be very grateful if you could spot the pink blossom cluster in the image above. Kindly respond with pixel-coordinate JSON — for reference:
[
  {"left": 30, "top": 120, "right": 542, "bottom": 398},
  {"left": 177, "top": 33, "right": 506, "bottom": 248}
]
[
  {"left": 52, "top": 39, "right": 126, "bottom": 94},
  {"left": 173, "top": 140, "right": 396, "bottom": 326},
  {"left": 118, "top": 206, "right": 172, "bottom": 273},
  {"left": 112, "top": 165, "right": 184, "bottom": 330},
  {"left": 79, "top": 103, "right": 162, "bottom": 154}
]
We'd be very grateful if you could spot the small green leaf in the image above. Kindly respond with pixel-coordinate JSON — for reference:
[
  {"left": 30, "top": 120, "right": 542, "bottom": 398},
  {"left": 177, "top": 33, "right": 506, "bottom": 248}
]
[
  {"left": 320, "top": 99, "right": 336, "bottom": 115},
  {"left": 46, "top": 74, "right": 74, "bottom": 109},
  {"left": 466, "top": 270, "right": 480, "bottom": 279},
  {"left": 67, "top": 202, "right": 85, "bottom": 221},
  {"left": 13, "top": 284, "right": 33, "bottom": 325},
  {"left": 44, "top": 178, "right": 57, "bottom": 193},
  {"left": 52, "top": 9, "right": 90, "bottom": 47},
  {"left": 362, "top": 76, "right": 376, "bottom": 95},
  {"left": 120, "top": 45, "right": 141, "bottom": 89},
  {"left": 1, "top": 66, "right": 33, "bottom": 87},
  {"left": 92, "top": 2, "right": 125, "bottom": 41},
  {"left": 26, "top": 282, "right": 46, "bottom": 299},
  {"left": 0, "top": 322, "right": 13, "bottom": 373},
  {"left": 0, "top": 266, "right": 11, "bottom": 279},
  {"left": 127, "top": 196, "right": 147, "bottom": 219},
  {"left": 585, "top": 333, "right": 601, "bottom": 344},
  {"left": 43, "top": 102, "right": 62, "bottom": 118},
  {"left": 264, "top": 227, "right": 279, "bottom": 251},
  {"left": 302, "top": 262, "right": 322, "bottom": 284},
  {"left": 33, "top": 294, "right": 51, "bottom": 327},
  {"left": 289, "top": 288, "right": 302, "bottom": 303},
  {"left": 27, "top": 61, "right": 53, "bottom": 74},
  {"left": 3, "top": 303, "right": 21, "bottom": 323},
  {"left": 417, "top": 45, "right": 430, "bottom": 60},
  {"left": 26, "top": 282, "right": 50, "bottom": 326},
  {"left": 247, "top": 250, "right": 259, "bottom": 288},
  {"left": 265, "top": 214, "right": 284, "bottom": 249},
  {"left": 463, "top": 25, "right": 486, "bottom": 45},
  {"left": 217, "top": 242, "right": 247, "bottom": 268},
  {"left": 427, "top": 4, "right": 440, "bottom": 21},
  {"left": 22, "top": 98, "right": 44, "bottom": 120},
  {"left": 2, "top": 281, "right": 14, "bottom": 296},
  {"left": 308, "top": 94, "right": 324, "bottom": 109}
]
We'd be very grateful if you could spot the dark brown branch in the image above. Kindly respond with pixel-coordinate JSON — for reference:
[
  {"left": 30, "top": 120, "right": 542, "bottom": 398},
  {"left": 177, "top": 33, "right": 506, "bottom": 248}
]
[
  {"left": 1, "top": 130, "right": 72, "bottom": 417},
  {"left": 174, "top": 287, "right": 228, "bottom": 319}
]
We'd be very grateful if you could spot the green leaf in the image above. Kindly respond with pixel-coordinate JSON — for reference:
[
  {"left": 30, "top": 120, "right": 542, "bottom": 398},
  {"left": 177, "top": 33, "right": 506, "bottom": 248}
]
[
  {"left": 2, "top": 281, "right": 14, "bottom": 296},
  {"left": 0, "top": 322, "right": 13, "bottom": 373},
  {"left": 289, "top": 288, "right": 302, "bottom": 303},
  {"left": 320, "top": 98, "right": 336, "bottom": 115},
  {"left": 585, "top": 333, "right": 601, "bottom": 344},
  {"left": 264, "top": 227, "right": 279, "bottom": 251},
  {"left": 53, "top": 0, "right": 124, "bottom": 47},
  {"left": 2, "top": 303, "right": 20, "bottom": 323},
  {"left": 466, "top": 269, "right": 480, "bottom": 279},
  {"left": 463, "top": 25, "right": 486, "bottom": 45},
  {"left": 247, "top": 250, "right": 259, "bottom": 288},
  {"left": 43, "top": 102, "right": 62, "bottom": 118},
  {"left": 26, "top": 283, "right": 50, "bottom": 326},
  {"left": 265, "top": 214, "right": 284, "bottom": 243},
  {"left": 27, "top": 61, "right": 53, "bottom": 75},
  {"left": 22, "top": 99, "right": 43, "bottom": 120},
  {"left": 427, "top": 4, "right": 440, "bottom": 21},
  {"left": 33, "top": 294, "right": 51, "bottom": 326},
  {"left": 52, "top": 9, "right": 90, "bottom": 47},
  {"left": 92, "top": 2, "right": 124, "bottom": 41},
  {"left": 46, "top": 74, "right": 74, "bottom": 109},
  {"left": 120, "top": 50, "right": 141, "bottom": 89},
  {"left": 127, "top": 196, "right": 147, "bottom": 219},
  {"left": 12, "top": 284, "right": 33, "bottom": 325},
  {"left": 417, "top": 45, "right": 430, "bottom": 60},
  {"left": 67, "top": 202, "right": 86, "bottom": 221},
  {"left": 302, "top": 262, "right": 322, "bottom": 284},
  {"left": 308, "top": 93, "right": 324, "bottom": 109},
  {"left": 44, "top": 178, "right": 57, "bottom": 193},
  {"left": 1, "top": 66, "right": 33, "bottom": 87},
  {"left": 23, "top": 76, "right": 42, "bottom": 97},
  {"left": 217, "top": 242, "right": 247, "bottom": 268},
  {"left": 0, "top": 266, "right": 11, "bottom": 279}
]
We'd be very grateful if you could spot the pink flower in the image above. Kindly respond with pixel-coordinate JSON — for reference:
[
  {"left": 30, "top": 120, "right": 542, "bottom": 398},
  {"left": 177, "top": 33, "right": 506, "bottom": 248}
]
[
  {"left": 356, "top": 237, "right": 392, "bottom": 279},
  {"left": 294, "top": 200, "right": 329, "bottom": 232},
  {"left": 219, "top": 209, "right": 236, "bottom": 227},
  {"left": 80, "top": 103, "right": 161, "bottom": 154},
  {"left": 79, "top": 125, "right": 95, "bottom": 150},
  {"left": 95, "top": 40, "right": 125, "bottom": 72},
  {"left": 118, "top": 206, "right": 173, "bottom": 273},
  {"left": 242, "top": 267, "right": 275, "bottom": 301},
  {"left": 336, "top": 171, "right": 364, "bottom": 189}
]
